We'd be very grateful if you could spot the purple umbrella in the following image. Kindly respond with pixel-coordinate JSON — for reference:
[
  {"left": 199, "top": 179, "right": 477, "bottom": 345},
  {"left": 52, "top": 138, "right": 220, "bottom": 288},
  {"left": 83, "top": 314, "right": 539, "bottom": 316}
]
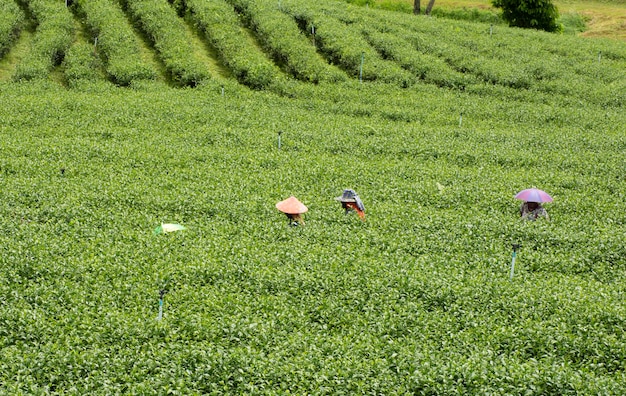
[{"left": 514, "top": 188, "right": 553, "bottom": 203}]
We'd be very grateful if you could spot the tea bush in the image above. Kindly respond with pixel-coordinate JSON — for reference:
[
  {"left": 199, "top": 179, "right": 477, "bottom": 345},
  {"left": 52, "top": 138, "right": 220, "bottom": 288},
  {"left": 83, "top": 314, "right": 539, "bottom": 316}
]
[
  {"left": 72, "top": 0, "right": 157, "bottom": 86},
  {"left": 0, "top": 75, "right": 625, "bottom": 392},
  {"left": 0, "top": 0, "right": 24, "bottom": 58},
  {"left": 225, "top": 0, "right": 346, "bottom": 83},
  {"left": 12, "top": 0, "right": 74, "bottom": 81},
  {"left": 62, "top": 42, "right": 101, "bottom": 86},
  {"left": 116, "top": 0, "right": 209, "bottom": 86},
  {"left": 173, "top": 0, "right": 283, "bottom": 90},
  {"left": 280, "top": 0, "right": 416, "bottom": 86},
  {"left": 362, "top": 26, "right": 475, "bottom": 88}
]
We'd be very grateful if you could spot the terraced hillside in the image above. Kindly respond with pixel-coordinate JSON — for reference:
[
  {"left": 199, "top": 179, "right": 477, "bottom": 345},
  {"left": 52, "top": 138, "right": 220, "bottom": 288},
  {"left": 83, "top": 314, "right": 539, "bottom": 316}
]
[{"left": 0, "top": 0, "right": 624, "bottom": 92}]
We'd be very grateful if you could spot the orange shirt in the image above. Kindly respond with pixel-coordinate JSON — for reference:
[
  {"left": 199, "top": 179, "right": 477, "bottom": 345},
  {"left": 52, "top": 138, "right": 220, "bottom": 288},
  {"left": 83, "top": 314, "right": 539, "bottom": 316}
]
[{"left": 345, "top": 202, "right": 365, "bottom": 220}]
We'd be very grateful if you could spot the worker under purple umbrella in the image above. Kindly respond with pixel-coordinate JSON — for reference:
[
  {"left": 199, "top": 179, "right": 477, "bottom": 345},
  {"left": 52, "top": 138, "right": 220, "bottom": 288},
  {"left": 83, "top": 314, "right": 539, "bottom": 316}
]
[{"left": 515, "top": 188, "right": 552, "bottom": 221}]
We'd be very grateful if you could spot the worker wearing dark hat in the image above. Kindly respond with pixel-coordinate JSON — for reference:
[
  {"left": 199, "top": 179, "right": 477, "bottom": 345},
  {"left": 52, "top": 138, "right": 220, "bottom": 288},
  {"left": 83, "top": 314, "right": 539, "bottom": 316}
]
[{"left": 335, "top": 189, "right": 365, "bottom": 220}]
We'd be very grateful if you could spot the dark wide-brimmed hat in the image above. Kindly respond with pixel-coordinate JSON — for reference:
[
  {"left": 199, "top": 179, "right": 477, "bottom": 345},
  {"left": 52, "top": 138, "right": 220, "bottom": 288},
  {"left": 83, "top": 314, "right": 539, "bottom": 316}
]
[
  {"left": 335, "top": 189, "right": 359, "bottom": 203},
  {"left": 335, "top": 189, "right": 365, "bottom": 212}
]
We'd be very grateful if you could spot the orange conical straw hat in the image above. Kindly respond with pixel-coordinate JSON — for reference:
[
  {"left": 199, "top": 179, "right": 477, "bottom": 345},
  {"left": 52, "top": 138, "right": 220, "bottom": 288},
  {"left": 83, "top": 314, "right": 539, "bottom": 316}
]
[{"left": 276, "top": 196, "right": 308, "bottom": 214}]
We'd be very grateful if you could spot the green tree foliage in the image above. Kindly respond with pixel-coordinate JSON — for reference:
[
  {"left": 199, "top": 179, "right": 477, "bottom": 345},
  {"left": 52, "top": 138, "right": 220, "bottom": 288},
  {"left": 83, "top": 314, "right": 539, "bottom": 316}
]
[{"left": 492, "top": 0, "right": 562, "bottom": 32}]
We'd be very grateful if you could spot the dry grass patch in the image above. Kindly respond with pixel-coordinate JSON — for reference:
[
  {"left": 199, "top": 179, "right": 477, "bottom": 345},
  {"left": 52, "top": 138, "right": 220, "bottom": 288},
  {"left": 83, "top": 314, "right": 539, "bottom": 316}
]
[{"left": 373, "top": 0, "right": 626, "bottom": 40}]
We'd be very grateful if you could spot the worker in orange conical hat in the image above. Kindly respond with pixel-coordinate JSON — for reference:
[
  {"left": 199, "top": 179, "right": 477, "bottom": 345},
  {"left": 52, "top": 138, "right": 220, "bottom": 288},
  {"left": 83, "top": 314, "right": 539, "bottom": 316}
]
[
  {"left": 276, "top": 196, "right": 308, "bottom": 226},
  {"left": 335, "top": 189, "right": 365, "bottom": 220}
]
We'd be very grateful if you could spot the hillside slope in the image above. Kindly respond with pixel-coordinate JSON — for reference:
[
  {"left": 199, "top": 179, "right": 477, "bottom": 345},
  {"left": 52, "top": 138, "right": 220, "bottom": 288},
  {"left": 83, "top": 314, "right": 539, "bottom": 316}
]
[
  {"left": 0, "top": 0, "right": 624, "bottom": 90},
  {"left": 0, "top": 0, "right": 625, "bottom": 394}
]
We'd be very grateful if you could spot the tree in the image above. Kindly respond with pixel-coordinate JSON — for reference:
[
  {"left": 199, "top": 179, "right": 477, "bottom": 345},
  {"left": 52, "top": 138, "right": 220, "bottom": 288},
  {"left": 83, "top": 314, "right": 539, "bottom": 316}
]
[
  {"left": 424, "top": 0, "right": 435, "bottom": 15},
  {"left": 414, "top": 0, "right": 436, "bottom": 15},
  {"left": 492, "top": 0, "right": 562, "bottom": 32}
]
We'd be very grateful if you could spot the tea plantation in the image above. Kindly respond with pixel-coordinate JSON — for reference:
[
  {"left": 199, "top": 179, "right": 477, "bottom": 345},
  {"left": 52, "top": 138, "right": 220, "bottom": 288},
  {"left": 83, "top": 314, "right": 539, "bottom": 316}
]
[{"left": 0, "top": 0, "right": 625, "bottom": 393}]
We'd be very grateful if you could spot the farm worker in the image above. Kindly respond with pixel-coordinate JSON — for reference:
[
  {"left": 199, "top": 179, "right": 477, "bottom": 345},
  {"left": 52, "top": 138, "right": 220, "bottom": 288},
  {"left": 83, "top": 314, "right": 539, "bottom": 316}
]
[
  {"left": 276, "top": 196, "right": 308, "bottom": 226},
  {"left": 515, "top": 188, "right": 552, "bottom": 221},
  {"left": 335, "top": 189, "right": 365, "bottom": 220},
  {"left": 520, "top": 201, "right": 550, "bottom": 221}
]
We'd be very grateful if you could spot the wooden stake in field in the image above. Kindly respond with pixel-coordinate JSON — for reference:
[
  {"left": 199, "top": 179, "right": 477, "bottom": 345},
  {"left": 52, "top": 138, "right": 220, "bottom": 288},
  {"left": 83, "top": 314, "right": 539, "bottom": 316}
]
[{"left": 278, "top": 130, "right": 282, "bottom": 149}]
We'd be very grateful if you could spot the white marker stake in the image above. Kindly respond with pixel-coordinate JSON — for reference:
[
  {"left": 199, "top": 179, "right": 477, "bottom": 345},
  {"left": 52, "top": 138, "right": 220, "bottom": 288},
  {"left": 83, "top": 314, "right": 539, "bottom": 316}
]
[
  {"left": 157, "top": 288, "right": 167, "bottom": 320},
  {"left": 359, "top": 52, "right": 364, "bottom": 83},
  {"left": 510, "top": 244, "right": 520, "bottom": 280},
  {"left": 221, "top": 86, "right": 224, "bottom": 96},
  {"left": 510, "top": 251, "right": 516, "bottom": 280},
  {"left": 278, "top": 131, "right": 282, "bottom": 149}
]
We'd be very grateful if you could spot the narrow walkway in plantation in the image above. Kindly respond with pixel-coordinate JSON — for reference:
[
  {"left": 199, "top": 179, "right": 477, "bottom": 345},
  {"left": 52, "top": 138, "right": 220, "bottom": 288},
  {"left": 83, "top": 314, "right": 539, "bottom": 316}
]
[
  {"left": 0, "top": 28, "right": 33, "bottom": 82},
  {"left": 117, "top": 4, "right": 169, "bottom": 85},
  {"left": 180, "top": 15, "right": 231, "bottom": 81},
  {"left": 0, "top": 1, "right": 36, "bottom": 82},
  {"left": 132, "top": 30, "right": 168, "bottom": 85},
  {"left": 69, "top": 7, "right": 108, "bottom": 82}
]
